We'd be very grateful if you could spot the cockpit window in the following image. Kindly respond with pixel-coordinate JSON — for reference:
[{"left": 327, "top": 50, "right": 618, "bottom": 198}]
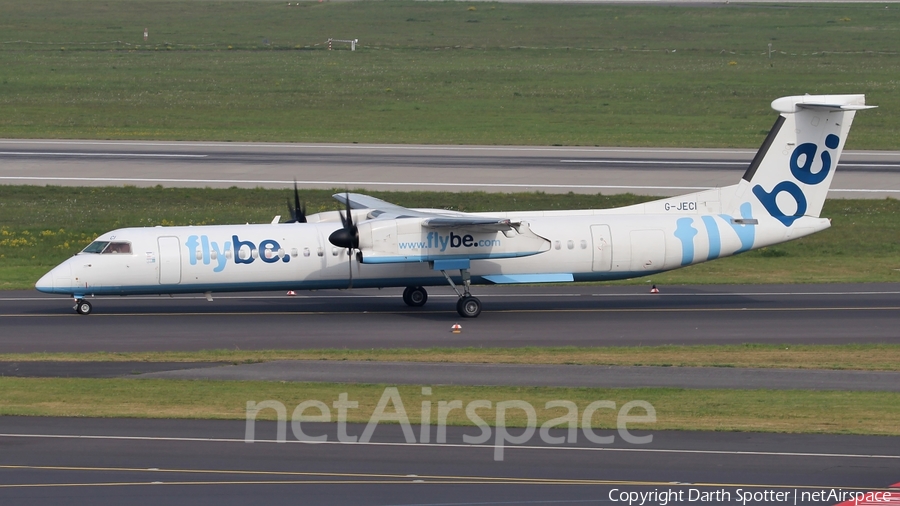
[
  {"left": 82, "top": 241, "right": 109, "bottom": 254},
  {"left": 81, "top": 241, "right": 132, "bottom": 254},
  {"left": 104, "top": 242, "right": 132, "bottom": 254}
]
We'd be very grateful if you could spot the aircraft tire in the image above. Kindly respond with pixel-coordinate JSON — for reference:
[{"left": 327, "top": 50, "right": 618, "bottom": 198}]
[
  {"left": 456, "top": 296, "right": 481, "bottom": 318},
  {"left": 403, "top": 286, "right": 428, "bottom": 307},
  {"left": 75, "top": 300, "right": 92, "bottom": 316}
]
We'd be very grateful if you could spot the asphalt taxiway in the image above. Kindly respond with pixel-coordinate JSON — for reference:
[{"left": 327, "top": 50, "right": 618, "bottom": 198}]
[
  {"left": 2, "top": 139, "right": 899, "bottom": 197},
  {"left": 136, "top": 360, "right": 900, "bottom": 391},
  {"left": 2, "top": 284, "right": 899, "bottom": 352},
  {"left": 0, "top": 417, "right": 897, "bottom": 506},
  {"left": 4, "top": 359, "right": 899, "bottom": 391}
]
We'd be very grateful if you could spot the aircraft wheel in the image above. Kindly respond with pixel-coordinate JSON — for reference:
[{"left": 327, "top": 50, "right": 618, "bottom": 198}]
[
  {"left": 456, "top": 296, "right": 481, "bottom": 318},
  {"left": 403, "top": 286, "right": 428, "bottom": 307},
  {"left": 74, "top": 299, "right": 92, "bottom": 316}
]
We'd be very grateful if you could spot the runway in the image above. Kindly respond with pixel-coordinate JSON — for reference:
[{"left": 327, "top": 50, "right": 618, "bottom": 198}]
[
  {"left": 2, "top": 139, "right": 900, "bottom": 197},
  {"left": 2, "top": 284, "right": 899, "bottom": 352},
  {"left": 0, "top": 417, "right": 897, "bottom": 505}
]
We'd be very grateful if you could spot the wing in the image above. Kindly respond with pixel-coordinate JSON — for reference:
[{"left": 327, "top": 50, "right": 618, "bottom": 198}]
[
  {"left": 331, "top": 193, "right": 550, "bottom": 264},
  {"left": 334, "top": 193, "right": 514, "bottom": 231}
]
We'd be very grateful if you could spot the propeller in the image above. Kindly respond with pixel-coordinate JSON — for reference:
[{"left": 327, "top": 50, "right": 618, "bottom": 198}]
[
  {"left": 285, "top": 182, "right": 307, "bottom": 223},
  {"left": 328, "top": 192, "right": 360, "bottom": 288},
  {"left": 328, "top": 192, "right": 359, "bottom": 250}
]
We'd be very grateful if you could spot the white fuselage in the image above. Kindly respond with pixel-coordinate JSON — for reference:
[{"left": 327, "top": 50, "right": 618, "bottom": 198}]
[{"left": 35, "top": 206, "right": 828, "bottom": 298}]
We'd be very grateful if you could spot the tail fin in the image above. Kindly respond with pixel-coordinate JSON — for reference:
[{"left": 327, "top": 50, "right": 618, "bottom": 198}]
[{"left": 731, "top": 94, "right": 875, "bottom": 225}]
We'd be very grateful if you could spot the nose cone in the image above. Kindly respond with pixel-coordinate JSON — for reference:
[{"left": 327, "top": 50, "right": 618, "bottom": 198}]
[
  {"left": 35, "top": 260, "right": 73, "bottom": 294},
  {"left": 35, "top": 271, "right": 54, "bottom": 293}
]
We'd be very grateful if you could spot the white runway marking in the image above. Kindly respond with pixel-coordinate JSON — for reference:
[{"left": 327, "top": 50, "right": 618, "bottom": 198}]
[
  {"left": 0, "top": 176, "right": 713, "bottom": 191},
  {"left": 0, "top": 433, "right": 897, "bottom": 461},
  {"left": 828, "top": 188, "right": 900, "bottom": 193},
  {"left": 2, "top": 176, "right": 896, "bottom": 193},
  {"left": 561, "top": 159, "right": 747, "bottom": 165},
  {"left": 0, "top": 139, "right": 758, "bottom": 155},
  {"left": 562, "top": 159, "right": 900, "bottom": 169},
  {"left": 0, "top": 151, "right": 207, "bottom": 158}
]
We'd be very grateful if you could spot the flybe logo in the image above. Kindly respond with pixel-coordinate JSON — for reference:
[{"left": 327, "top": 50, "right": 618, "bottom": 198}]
[
  {"left": 399, "top": 232, "right": 502, "bottom": 252},
  {"left": 752, "top": 134, "right": 840, "bottom": 227},
  {"left": 185, "top": 235, "right": 289, "bottom": 273},
  {"left": 674, "top": 202, "right": 756, "bottom": 266}
]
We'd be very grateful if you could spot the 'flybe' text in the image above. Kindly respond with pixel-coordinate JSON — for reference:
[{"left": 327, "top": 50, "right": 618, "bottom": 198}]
[
  {"left": 186, "top": 235, "right": 289, "bottom": 272},
  {"left": 753, "top": 134, "right": 839, "bottom": 227},
  {"left": 399, "top": 232, "right": 501, "bottom": 252}
]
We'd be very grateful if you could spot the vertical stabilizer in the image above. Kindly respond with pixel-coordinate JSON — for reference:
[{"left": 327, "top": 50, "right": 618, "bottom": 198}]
[{"left": 735, "top": 94, "right": 874, "bottom": 226}]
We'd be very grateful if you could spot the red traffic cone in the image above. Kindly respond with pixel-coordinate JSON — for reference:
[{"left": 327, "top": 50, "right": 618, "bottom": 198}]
[
  {"left": 286, "top": 290, "right": 296, "bottom": 296},
  {"left": 650, "top": 285, "right": 660, "bottom": 294},
  {"left": 451, "top": 323, "right": 462, "bottom": 334}
]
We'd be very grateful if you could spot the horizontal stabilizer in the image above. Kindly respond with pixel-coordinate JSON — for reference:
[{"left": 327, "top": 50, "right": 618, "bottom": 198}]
[
  {"left": 797, "top": 103, "right": 877, "bottom": 112},
  {"left": 770, "top": 94, "right": 875, "bottom": 113}
]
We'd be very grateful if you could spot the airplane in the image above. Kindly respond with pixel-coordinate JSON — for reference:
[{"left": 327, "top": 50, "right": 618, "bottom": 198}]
[{"left": 35, "top": 94, "right": 874, "bottom": 317}]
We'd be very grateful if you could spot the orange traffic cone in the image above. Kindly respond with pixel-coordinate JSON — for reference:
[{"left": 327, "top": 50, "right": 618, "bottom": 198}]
[{"left": 451, "top": 324, "right": 462, "bottom": 334}]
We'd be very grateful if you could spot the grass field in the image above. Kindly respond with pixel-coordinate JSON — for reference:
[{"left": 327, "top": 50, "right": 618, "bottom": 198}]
[
  {"left": 1, "top": 378, "right": 897, "bottom": 435},
  {"left": 3, "top": 343, "right": 900, "bottom": 371},
  {"left": 2, "top": 185, "right": 898, "bottom": 289},
  {"left": 1, "top": 1, "right": 897, "bottom": 147}
]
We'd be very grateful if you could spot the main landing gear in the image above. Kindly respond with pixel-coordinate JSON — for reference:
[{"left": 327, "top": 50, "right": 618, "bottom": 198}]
[
  {"left": 402, "top": 286, "right": 428, "bottom": 307},
  {"left": 440, "top": 268, "right": 482, "bottom": 318},
  {"left": 74, "top": 298, "right": 92, "bottom": 315},
  {"left": 402, "top": 267, "right": 483, "bottom": 318}
]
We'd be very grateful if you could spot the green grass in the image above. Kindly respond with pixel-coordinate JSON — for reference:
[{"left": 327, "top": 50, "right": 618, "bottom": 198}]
[
  {"left": 1, "top": 378, "right": 897, "bottom": 435},
  {"left": 2, "top": 185, "right": 899, "bottom": 289},
  {"left": 0, "top": 1, "right": 897, "bottom": 147},
  {"left": 3, "top": 344, "right": 900, "bottom": 371}
]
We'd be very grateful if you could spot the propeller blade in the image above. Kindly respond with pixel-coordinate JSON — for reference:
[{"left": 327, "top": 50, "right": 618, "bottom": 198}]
[
  {"left": 348, "top": 251, "right": 353, "bottom": 289},
  {"left": 345, "top": 191, "right": 353, "bottom": 228},
  {"left": 337, "top": 191, "right": 353, "bottom": 229},
  {"left": 285, "top": 181, "right": 307, "bottom": 223},
  {"left": 293, "top": 182, "right": 306, "bottom": 223}
]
